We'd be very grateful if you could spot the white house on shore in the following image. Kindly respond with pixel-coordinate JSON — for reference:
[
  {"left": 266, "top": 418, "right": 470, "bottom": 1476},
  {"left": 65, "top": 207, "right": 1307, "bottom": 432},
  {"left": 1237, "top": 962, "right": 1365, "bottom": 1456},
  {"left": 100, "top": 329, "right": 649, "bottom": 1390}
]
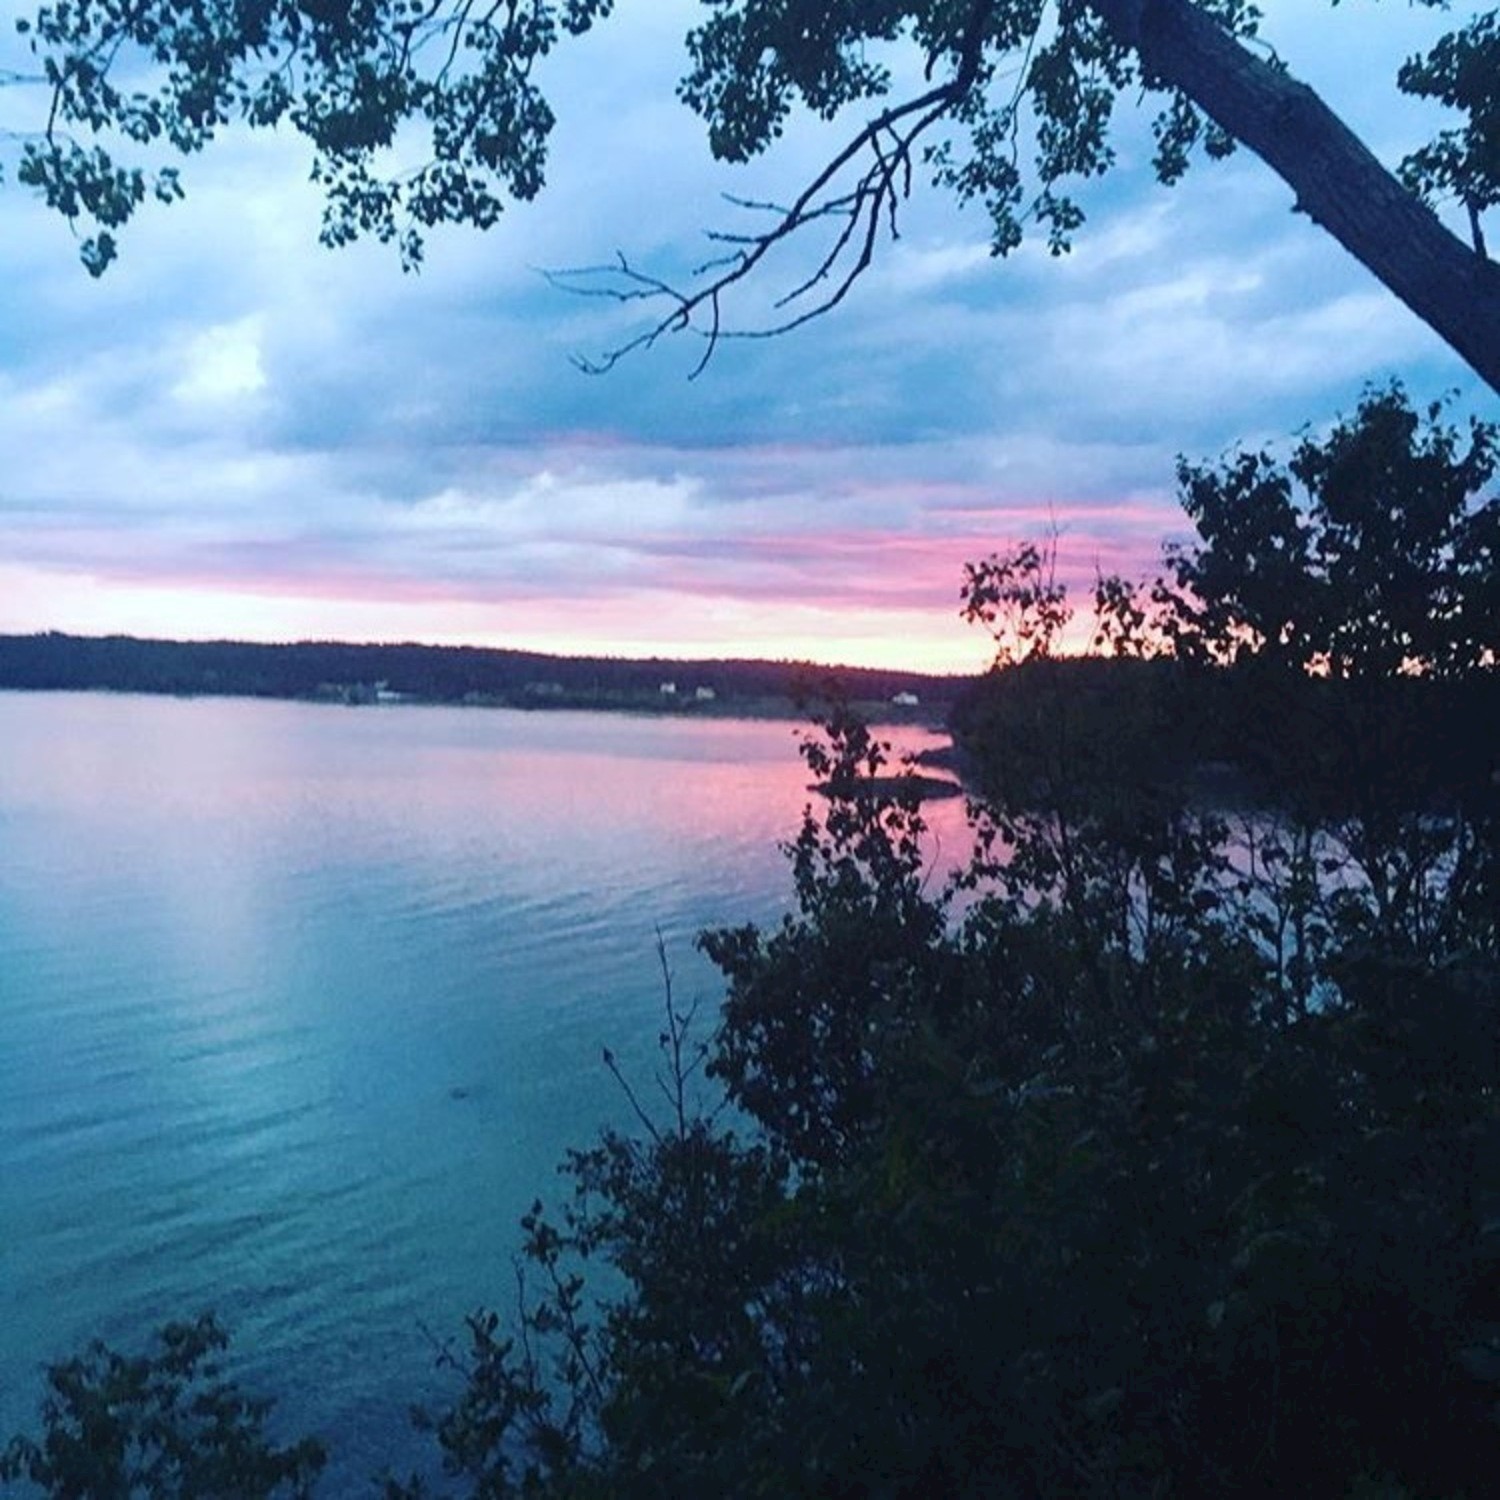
[{"left": 891, "top": 691, "right": 920, "bottom": 708}]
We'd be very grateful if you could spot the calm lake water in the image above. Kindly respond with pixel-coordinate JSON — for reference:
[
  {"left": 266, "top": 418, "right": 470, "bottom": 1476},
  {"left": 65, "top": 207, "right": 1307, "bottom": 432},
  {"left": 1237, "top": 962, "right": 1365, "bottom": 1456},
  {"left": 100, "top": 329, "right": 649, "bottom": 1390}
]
[{"left": 0, "top": 691, "right": 954, "bottom": 1487}]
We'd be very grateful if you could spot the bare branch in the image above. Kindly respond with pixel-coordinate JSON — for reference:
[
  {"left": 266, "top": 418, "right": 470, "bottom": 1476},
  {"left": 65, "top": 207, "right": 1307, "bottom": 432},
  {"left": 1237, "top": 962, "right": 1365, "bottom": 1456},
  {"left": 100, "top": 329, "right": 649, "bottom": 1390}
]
[
  {"left": 551, "top": 37, "right": 987, "bottom": 377},
  {"left": 600, "top": 1044, "right": 664, "bottom": 1146}
]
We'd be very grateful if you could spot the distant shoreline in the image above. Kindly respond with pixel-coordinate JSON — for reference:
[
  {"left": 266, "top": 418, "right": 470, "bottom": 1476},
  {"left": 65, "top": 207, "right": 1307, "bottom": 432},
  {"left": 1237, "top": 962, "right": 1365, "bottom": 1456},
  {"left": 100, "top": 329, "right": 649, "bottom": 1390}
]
[
  {"left": 0, "top": 631, "right": 970, "bottom": 732},
  {"left": 0, "top": 681, "right": 950, "bottom": 733}
]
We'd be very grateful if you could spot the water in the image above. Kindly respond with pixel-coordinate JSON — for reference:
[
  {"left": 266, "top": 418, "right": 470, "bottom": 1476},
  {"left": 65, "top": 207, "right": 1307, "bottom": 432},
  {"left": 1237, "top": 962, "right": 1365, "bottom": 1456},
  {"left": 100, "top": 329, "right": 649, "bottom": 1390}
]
[{"left": 0, "top": 691, "right": 955, "bottom": 1488}]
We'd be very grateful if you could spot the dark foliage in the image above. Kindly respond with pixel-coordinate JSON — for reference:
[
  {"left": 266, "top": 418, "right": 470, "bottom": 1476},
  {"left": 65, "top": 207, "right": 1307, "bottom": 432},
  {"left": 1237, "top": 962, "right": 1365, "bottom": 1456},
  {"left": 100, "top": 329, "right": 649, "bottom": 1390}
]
[
  {"left": 375, "top": 384, "right": 1499, "bottom": 1497},
  {"left": 0, "top": 1315, "right": 325, "bottom": 1499}
]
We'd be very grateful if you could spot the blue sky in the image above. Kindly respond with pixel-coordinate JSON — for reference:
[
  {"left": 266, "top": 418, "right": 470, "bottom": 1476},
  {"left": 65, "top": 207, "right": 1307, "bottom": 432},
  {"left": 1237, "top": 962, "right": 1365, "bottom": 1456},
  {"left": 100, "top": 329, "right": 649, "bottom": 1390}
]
[{"left": 0, "top": 0, "right": 1491, "bottom": 672}]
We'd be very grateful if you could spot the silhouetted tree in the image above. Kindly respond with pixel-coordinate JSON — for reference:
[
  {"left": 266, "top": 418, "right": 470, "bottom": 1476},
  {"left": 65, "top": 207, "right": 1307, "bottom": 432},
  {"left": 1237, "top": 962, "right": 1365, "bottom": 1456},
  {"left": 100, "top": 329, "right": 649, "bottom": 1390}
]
[{"left": 1, "top": 1316, "right": 325, "bottom": 1499}]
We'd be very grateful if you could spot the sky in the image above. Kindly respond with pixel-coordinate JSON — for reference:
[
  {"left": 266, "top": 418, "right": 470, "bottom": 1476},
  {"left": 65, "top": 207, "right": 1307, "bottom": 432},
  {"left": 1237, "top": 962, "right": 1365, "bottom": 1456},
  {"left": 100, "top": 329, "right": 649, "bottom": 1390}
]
[{"left": 0, "top": 1, "right": 1493, "bottom": 674}]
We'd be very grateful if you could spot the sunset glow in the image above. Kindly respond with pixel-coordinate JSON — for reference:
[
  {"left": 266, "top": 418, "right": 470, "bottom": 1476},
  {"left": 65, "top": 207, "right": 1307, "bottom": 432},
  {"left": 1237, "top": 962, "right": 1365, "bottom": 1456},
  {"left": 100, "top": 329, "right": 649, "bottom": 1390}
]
[{"left": 0, "top": 2, "right": 1488, "bottom": 671}]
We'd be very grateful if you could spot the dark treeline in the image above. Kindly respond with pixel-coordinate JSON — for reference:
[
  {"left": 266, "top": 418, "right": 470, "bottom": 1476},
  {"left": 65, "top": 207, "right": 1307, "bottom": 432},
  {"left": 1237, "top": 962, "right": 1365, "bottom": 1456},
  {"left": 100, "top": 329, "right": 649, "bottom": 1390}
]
[
  {"left": 951, "top": 653, "right": 1500, "bottom": 819},
  {"left": 0, "top": 632, "right": 967, "bottom": 714}
]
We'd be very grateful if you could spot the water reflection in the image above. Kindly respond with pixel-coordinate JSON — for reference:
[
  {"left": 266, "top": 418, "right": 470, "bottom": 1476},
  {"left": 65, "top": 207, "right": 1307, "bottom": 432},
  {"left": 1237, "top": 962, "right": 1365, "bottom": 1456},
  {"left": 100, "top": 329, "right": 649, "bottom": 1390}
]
[{"left": 0, "top": 691, "right": 958, "bottom": 1485}]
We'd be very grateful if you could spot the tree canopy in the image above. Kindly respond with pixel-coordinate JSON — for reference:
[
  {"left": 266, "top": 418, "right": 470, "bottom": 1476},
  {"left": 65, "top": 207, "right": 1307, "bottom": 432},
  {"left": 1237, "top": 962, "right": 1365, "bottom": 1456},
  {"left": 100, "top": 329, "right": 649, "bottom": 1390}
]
[
  {"left": 4, "top": 0, "right": 1497, "bottom": 388},
  {"left": 1161, "top": 384, "right": 1499, "bottom": 680}
]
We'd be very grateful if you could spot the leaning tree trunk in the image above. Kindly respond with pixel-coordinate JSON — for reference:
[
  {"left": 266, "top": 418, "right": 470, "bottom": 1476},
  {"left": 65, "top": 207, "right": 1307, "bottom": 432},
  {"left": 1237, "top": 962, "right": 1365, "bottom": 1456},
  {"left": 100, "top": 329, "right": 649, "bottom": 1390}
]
[{"left": 1089, "top": 0, "right": 1500, "bottom": 396}]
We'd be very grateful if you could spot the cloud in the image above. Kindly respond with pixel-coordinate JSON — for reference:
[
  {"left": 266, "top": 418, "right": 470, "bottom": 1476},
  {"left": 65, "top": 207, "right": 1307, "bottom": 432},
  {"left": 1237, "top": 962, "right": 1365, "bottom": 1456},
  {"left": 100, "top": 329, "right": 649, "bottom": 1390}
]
[
  {"left": 172, "top": 318, "right": 267, "bottom": 405},
  {"left": 0, "top": 0, "right": 1491, "bottom": 669}
]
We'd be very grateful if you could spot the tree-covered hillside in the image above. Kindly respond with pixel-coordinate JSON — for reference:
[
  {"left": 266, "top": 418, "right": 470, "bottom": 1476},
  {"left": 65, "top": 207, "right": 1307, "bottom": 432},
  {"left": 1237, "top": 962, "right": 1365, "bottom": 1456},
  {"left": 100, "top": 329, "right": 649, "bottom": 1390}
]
[{"left": 0, "top": 633, "right": 965, "bottom": 716}]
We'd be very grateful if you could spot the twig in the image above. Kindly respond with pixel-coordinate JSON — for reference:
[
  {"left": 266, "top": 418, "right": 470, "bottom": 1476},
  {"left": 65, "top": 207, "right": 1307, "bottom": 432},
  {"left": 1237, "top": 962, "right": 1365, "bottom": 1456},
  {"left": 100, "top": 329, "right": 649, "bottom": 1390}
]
[{"left": 547, "top": 3, "right": 999, "bottom": 376}]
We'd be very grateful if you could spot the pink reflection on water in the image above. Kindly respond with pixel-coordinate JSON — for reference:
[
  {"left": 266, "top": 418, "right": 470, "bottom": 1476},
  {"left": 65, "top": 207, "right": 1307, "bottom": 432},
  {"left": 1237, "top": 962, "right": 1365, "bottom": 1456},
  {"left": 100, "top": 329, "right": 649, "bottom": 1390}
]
[{"left": 0, "top": 693, "right": 970, "bottom": 915}]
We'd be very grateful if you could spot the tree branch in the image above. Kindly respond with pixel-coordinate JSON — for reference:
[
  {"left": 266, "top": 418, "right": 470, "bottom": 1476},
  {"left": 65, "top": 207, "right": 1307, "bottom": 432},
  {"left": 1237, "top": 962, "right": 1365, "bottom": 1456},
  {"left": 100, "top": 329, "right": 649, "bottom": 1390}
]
[
  {"left": 559, "top": 0, "right": 1498, "bottom": 391},
  {"left": 551, "top": 83, "right": 963, "bottom": 377},
  {"left": 550, "top": 3, "right": 999, "bottom": 377},
  {"left": 1090, "top": 0, "right": 1500, "bottom": 392}
]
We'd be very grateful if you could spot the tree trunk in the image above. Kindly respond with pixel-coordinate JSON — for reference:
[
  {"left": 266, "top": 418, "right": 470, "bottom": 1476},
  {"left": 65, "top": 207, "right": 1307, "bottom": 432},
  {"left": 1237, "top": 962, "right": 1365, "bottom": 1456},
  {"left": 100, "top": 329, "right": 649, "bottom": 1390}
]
[{"left": 1088, "top": 0, "right": 1500, "bottom": 396}]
